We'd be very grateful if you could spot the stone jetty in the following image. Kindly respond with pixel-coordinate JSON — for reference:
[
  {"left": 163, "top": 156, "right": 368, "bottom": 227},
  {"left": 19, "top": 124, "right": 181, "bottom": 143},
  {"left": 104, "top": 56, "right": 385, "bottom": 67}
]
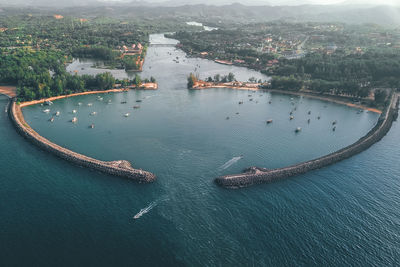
[
  {"left": 9, "top": 99, "right": 156, "bottom": 183},
  {"left": 216, "top": 93, "right": 399, "bottom": 188}
]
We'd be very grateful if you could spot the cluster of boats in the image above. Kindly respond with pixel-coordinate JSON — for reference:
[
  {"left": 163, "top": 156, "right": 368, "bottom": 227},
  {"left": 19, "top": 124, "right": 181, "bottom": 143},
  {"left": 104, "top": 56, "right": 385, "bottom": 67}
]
[
  {"left": 41, "top": 95, "right": 147, "bottom": 129},
  {"left": 235, "top": 94, "right": 341, "bottom": 133}
]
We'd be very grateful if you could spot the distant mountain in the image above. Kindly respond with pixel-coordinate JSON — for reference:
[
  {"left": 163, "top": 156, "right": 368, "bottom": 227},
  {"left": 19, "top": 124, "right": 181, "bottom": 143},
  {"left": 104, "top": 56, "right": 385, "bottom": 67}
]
[{"left": 1, "top": 0, "right": 400, "bottom": 26}]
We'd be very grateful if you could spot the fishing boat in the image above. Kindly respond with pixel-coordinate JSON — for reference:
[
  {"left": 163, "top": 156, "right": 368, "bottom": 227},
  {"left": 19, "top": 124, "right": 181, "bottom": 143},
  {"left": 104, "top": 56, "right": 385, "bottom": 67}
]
[
  {"left": 121, "top": 101, "right": 127, "bottom": 104},
  {"left": 266, "top": 119, "right": 273, "bottom": 124},
  {"left": 295, "top": 127, "right": 302, "bottom": 133},
  {"left": 136, "top": 100, "right": 142, "bottom": 103},
  {"left": 290, "top": 116, "right": 294, "bottom": 120},
  {"left": 71, "top": 117, "right": 78, "bottom": 123},
  {"left": 43, "top": 109, "right": 50, "bottom": 113}
]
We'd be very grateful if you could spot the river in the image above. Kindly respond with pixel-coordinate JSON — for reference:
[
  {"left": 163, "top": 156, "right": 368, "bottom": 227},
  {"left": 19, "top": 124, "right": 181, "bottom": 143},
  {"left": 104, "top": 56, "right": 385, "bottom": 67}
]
[{"left": 1, "top": 34, "right": 399, "bottom": 266}]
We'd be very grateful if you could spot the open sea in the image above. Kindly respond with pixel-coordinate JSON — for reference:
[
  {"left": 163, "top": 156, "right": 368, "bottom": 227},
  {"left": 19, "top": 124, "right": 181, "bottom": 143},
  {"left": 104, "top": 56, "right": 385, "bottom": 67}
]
[{"left": 0, "top": 34, "right": 399, "bottom": 266}]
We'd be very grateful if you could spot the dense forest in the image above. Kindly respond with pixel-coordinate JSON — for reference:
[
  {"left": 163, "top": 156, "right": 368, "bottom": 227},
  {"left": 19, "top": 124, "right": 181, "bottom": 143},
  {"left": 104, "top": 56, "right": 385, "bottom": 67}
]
[
  {"left": 0, "top": 48, "right": 154, "bottom": 101},
  {"left": 265, "top": 49, "right": 400, "bottom": 103}
]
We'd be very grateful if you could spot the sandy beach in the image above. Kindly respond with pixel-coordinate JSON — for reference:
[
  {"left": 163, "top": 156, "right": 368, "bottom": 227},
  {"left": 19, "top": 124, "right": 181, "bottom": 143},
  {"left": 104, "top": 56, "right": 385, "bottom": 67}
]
[
  {"left": 0, "top": 86, "right": 17, "bottom": 98},
  {"left": 19, "top": 83, "right": 158, "bottom": 107}
]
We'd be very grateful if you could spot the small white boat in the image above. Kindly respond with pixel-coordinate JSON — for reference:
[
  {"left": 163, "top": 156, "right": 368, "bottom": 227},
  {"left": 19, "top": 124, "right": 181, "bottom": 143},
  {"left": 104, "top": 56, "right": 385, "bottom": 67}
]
[
  {"left": 72, "top": 110, "right": 77, "bottom": 114},
  {"left": 290, "top": 116, "right": 294, "bottom": 120},
  {"left": 97, "top": 97, "right": 103, "bottom": 101},
  {"left": 124, "top": 113, "right": 130, "bottom": 117},
  {"left": 295, "top": 127, "right": 302, "bottom": 133},
  {"left": 87, "top": 103, "right": 93, "bottom": 107},
  {"left": 71, "top": 117, "right": 78, "bottom": 123},
  {"left": 89, "top": 123, "right": 95, "bottom": 129},
  {"left": 43, "top": 109, "right": 50, "bottom": 113},
  {"left": 55, "top": 111, "right": 60, "bottom": 116},
  {"left": 90, "top": 112, "right": 97, "bottom": 116},
  {"left": 44, "top": 100, "right": 53, "bottom": 106},
  {"left": 78, "top": 102, "right": 82, "bottom": 106},
  {"left": 49, "top": 117, "right": 55, "bottom": 122}
]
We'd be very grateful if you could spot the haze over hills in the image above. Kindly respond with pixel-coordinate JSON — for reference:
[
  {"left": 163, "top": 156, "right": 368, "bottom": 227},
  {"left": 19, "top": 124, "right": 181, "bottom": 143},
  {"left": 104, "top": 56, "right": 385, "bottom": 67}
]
[
  {"left": 1, "top": 0, "right": 400, "bottom": 26},
  {"left": 1, "top": 0, "right": 399, "bottom": 7}
]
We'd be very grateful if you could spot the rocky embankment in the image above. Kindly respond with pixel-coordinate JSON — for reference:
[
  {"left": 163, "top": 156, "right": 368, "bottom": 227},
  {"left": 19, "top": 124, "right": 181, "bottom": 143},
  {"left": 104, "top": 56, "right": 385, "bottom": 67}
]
[
  {"left": 216, "top": 93, "right": 399, "bottom": 188},
  {"left": 9, "top": 99, "right": 156, "bottom": 183}
]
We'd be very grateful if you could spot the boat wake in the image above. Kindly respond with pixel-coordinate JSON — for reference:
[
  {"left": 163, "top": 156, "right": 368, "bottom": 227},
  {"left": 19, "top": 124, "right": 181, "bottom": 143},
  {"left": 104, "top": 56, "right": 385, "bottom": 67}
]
[
  {"left": 219, "top": 156, "right": 243, "bottom": 170},
  {"left": 133, "top": 201, "right": 157, "bottom": 220},
  {"left": 133, "top": 197, "right": 168, "bottom": 220}
]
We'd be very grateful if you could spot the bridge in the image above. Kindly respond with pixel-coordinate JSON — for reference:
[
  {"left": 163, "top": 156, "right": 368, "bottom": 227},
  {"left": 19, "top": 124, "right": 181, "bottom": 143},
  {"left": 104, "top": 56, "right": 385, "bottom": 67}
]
[
  {"left": 149, "top": 43, "right": 177, "bottom": 47},
  {"left": 0, "top": 86, "right": 17, "bottom": 98}
]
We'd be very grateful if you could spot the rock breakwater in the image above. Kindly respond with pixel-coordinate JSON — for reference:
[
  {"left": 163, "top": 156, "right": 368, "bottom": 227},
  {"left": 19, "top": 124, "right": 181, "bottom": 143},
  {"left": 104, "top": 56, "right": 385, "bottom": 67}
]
[
  {"left": 216, "top": 93, "right": 399, "bottom": 188},
  {"left": 9, "top": 99, "right": 156, "bottom": 183}
]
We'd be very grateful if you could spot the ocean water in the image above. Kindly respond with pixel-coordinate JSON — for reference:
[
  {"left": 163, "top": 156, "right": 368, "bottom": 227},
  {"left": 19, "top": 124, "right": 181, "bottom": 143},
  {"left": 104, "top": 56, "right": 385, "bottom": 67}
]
[{"left": 0, "top": 34, "right": 399, "bottom": 266}]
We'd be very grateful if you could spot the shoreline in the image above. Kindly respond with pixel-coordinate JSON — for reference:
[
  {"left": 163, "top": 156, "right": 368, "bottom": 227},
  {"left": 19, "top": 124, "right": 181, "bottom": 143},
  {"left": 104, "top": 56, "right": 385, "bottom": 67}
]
[
  {"left": 19, "top": 83, "right": 158, "bottom": 107},
  {"left": 0, "top": 86, "right": 17, "bottom": 98},
  {"left": 215, "top": 92, "right": 399, "bottom": 188},
  {"left": 191, "top": 82, "right": 381, "bottom": 114}
]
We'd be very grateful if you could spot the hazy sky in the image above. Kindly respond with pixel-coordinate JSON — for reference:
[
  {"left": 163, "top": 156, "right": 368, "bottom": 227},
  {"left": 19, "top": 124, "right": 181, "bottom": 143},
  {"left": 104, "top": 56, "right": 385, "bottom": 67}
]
[{"left": 101, "top": 0, "right": 399, "bottom": 5}]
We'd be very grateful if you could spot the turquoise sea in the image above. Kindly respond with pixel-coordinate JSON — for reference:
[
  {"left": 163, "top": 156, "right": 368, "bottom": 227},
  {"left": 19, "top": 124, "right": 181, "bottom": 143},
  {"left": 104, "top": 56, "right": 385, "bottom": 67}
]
[{"left": 1, "top": 34, "right": 399, "bottom": 266}]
